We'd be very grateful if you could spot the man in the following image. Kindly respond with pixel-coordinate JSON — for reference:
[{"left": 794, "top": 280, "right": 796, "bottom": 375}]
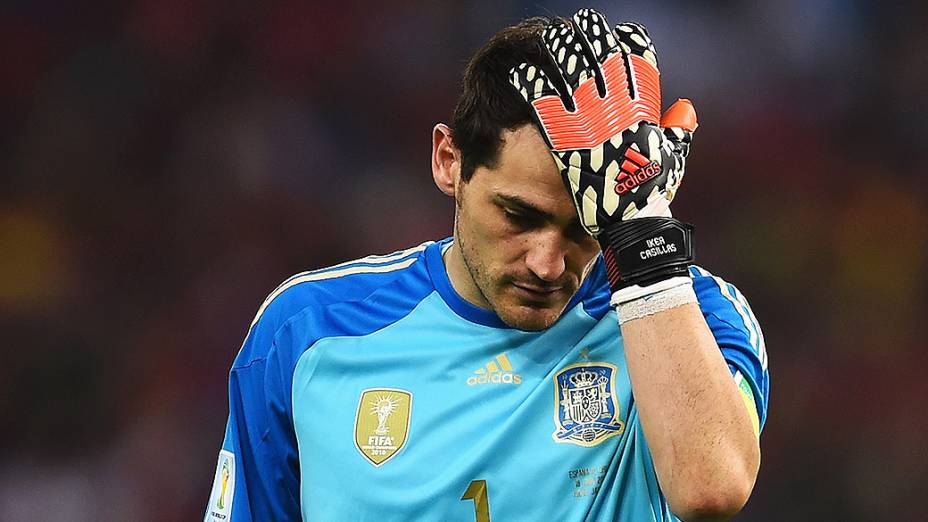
[{"left": 205, "top": 9, "right": 768, "bottom": 521}]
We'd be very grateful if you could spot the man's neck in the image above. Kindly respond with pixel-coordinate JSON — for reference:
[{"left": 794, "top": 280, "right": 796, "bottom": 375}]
[{"left": 442, "top": 241, "right": 492, "bottom": 309}]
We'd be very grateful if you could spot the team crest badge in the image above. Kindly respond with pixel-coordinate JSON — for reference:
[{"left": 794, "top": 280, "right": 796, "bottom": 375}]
[
  {"left": 552, "top": 363, "right": 625, "bottom": 446},
  {"left": 354, "top": 388, "right": 412, "bottom": 466}
]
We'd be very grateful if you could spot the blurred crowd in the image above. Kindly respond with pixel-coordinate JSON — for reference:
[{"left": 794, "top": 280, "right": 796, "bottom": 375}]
[{"left": 1, "top": 1, "right": 925, "bottom": 520}]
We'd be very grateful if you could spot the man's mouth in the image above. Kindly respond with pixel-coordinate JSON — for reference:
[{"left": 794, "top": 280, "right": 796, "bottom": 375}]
[{"left": 511, "top": 282, "right": 563, "bottom": 301}]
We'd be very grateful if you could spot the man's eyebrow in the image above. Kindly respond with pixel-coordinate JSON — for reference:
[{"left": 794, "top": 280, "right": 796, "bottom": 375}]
[
  {"left": 494, "top": 193, "right": 588, "bottom": 231},
  {"left": 493, "top": 193, "right": 554, "bottom": 220}
]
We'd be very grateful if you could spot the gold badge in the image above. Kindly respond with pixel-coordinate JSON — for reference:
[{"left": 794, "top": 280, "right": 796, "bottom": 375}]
[{"left": 354, "top": 388, "right": 412, "bottom": 466}]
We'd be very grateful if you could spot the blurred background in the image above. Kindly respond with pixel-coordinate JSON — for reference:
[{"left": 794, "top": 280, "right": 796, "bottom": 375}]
[{"left": 1, "top": 0, "right": 925, "bottom": 520}]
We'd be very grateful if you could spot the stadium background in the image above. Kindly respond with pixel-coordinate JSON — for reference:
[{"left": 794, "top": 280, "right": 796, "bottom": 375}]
[{"left": 1, "top": 1, "right": 925, "bottom": 520}]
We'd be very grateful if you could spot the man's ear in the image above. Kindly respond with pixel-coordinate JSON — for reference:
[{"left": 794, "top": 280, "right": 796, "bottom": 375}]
[{"left": 432, "top": 123, "right": 461, "bottom": 197}]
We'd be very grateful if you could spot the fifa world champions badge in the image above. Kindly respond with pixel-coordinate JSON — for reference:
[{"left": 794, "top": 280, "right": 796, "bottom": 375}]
[
  {"left": 354, "top": 388, "right": 413, "bottom": 466},
  {"left": 553, "top": 363, "right": 625, "bottom": 446}
]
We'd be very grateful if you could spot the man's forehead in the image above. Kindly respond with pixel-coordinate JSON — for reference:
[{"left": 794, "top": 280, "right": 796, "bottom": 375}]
[
  {"left": 473, "top": 127, "right": 575, "bottom": 216},
  {"left": 490, "top": 126, "right": 560, "bottom": 184},
  {"left": 497, "top": 124, "right": 551, "bottom": 162}
]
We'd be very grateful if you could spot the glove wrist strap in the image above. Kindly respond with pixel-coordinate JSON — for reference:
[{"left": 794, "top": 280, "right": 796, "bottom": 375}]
[{"left": 598, "top": 217, "right": 695, "bottom": 295}]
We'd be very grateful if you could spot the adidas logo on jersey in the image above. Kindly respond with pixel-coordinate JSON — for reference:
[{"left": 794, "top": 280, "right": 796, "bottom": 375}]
[{"left": 467, "top": 353, "right": 522, "bottom": 386}]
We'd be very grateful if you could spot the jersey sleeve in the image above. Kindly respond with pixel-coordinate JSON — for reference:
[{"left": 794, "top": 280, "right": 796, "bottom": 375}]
[
  {"left": 205, "top": 308, "right": 301, "bottom": 521},
  {"left": 690, "top": 266, "right": 770, "bottom": 432}
]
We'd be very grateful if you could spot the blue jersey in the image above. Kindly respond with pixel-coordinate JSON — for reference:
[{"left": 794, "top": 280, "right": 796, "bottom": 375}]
[{"left": 204, "top": 238, "right": 769, "bottom": 522}]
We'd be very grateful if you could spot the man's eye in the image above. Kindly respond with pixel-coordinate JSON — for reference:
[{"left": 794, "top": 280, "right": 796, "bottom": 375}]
[
  {"left": 503, "top": 210, "right": 532, "bottom": 226},
  {"left": 567, "top": 222, "right": 592, "bottom": 243}
]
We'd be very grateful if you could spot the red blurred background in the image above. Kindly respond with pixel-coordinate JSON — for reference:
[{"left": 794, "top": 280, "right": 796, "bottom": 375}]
[{"left": 1, "top": 1, "right": 926, "bottom": 520}]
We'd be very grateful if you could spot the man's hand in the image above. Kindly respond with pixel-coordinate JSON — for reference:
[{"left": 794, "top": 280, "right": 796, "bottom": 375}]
[
  {"left": 510, "top": 9, "right": 696, "bottom": 232},
  {"left": 509, "top": 9, "right": 698, "bottom": 302}
]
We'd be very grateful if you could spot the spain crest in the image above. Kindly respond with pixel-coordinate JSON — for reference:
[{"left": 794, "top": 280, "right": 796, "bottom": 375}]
[
  {"left": 354, "top": 388, "right": 412, "bottom": 466},
  {"left": 552, "top": 363, "right": 624, "bottom": 446}
]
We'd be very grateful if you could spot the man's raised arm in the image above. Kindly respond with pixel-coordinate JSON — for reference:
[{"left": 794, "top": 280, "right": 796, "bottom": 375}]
[{"left": 508, "top": 9, "right": 765, "bottom": 519}]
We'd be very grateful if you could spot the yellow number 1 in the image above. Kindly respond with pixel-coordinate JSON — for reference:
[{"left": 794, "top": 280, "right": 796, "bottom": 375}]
[{"left": 461, "top": 479, "right": 491, "bottom": 522}]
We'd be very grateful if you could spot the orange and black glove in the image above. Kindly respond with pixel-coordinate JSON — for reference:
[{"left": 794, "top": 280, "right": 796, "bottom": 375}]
[{"left": 509, "top": 8, "right": 698, "bottom": 304}]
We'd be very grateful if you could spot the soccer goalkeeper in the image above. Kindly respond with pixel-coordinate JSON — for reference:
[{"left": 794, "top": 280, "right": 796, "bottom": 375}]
[{"left": 205, "top": 8, "right": 768, "bottom": 521}]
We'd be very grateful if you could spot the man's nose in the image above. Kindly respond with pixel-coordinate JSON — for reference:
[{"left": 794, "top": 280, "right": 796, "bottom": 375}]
[{"left": 524, "top": 234, "right": 567, "bottom": 283}]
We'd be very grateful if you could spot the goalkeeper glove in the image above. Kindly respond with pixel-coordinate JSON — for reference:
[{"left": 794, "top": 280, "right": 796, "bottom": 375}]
[{"left": 509, "top": 8, "right": 698, "bottom": 311}]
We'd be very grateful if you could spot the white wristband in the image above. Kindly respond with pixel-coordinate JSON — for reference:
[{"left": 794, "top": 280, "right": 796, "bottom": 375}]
[
  {"left": 616, "top": 279, "right": 697, "bottom": 325},
  {"left": 610, "top": 275, "right": 693, "bottom": 306}
]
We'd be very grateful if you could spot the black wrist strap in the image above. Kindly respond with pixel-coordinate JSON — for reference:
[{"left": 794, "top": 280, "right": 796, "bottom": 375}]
[{"left": 598, "top": 217, "right": 695, "bottom": 292}]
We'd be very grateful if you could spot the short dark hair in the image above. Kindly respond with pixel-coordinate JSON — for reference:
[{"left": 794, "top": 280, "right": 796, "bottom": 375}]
[{"left": 451, "top": 17, "right": 558, "bottom": 182}]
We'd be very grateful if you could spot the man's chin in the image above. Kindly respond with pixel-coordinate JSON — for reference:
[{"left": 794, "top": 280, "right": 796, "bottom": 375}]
[{"left": 496, "top": 302, "right": 566, "bottom": 331}]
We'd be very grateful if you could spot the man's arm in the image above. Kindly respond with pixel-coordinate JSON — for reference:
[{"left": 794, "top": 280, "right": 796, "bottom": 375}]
[
  {"left": 205, "top": 306, "right": 301, "bottom": 522},
  {"left": 621, "top": 303, "right": 759, "bottom": 521},
  {"left": 506, "top": 10, "right": 768, "bottom": 518}
]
